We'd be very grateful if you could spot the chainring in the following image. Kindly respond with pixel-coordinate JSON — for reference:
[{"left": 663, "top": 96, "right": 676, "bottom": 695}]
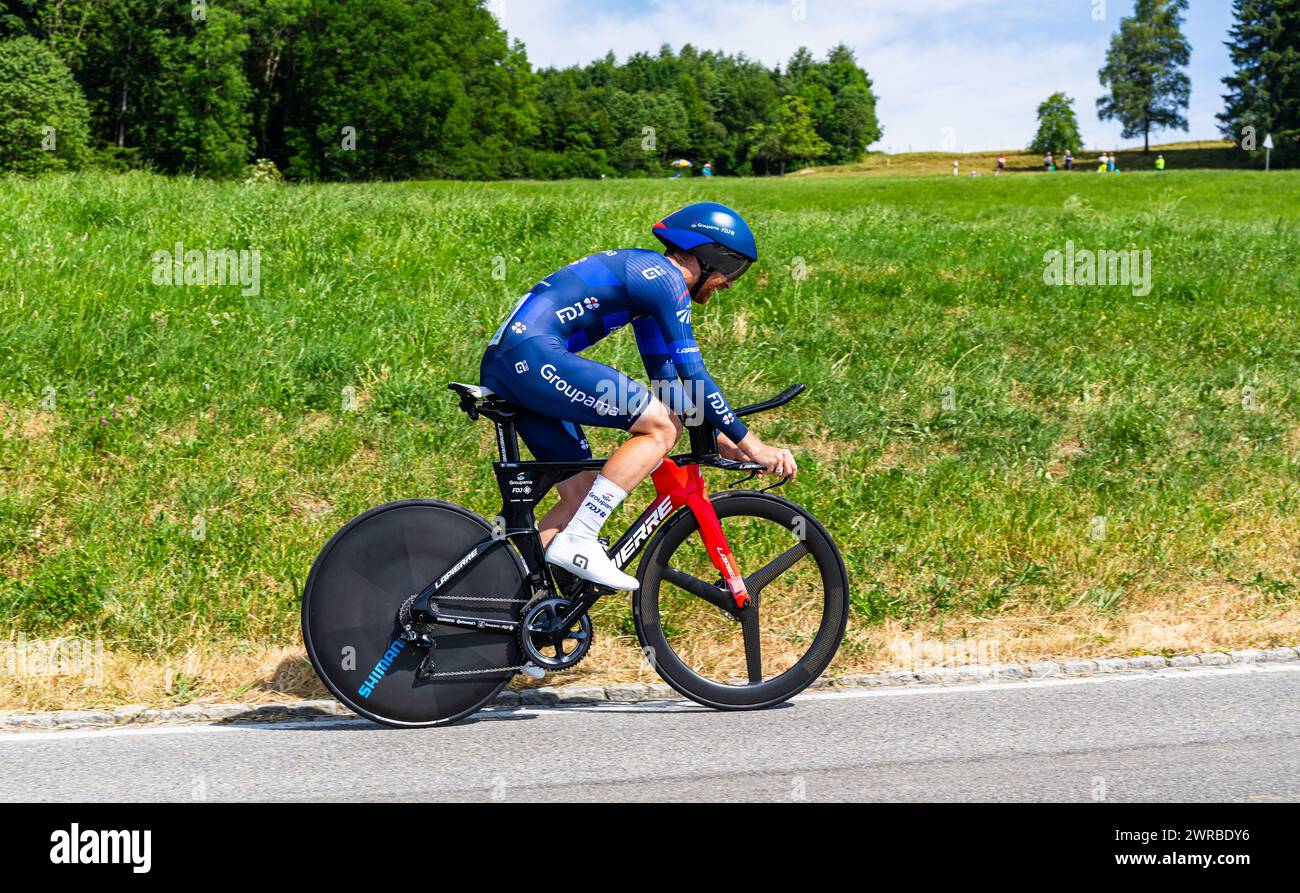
[{"left": 518, "top": 595, "right": 593, "bottom": 671}]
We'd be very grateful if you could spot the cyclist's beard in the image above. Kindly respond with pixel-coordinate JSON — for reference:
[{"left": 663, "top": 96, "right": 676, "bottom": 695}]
[{"left": 689, "top": 265, "right": 716, "bottom": 302}]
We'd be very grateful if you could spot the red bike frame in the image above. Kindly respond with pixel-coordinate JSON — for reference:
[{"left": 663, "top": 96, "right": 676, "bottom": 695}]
[{"left": 647, "top": 458, "right": 751, "bottom": 610}]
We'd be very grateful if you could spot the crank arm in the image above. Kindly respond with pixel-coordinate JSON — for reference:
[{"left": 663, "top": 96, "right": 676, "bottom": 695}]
[{"left": 555, "top": 592, "right": 602, "bottom": 629}]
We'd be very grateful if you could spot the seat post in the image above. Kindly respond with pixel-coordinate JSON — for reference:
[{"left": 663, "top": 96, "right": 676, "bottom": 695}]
[{"left": 495, "top": 418, "right": 521, "bottom": 463}]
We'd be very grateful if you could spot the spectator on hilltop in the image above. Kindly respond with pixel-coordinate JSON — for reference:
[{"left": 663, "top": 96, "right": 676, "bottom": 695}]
[
  {"left": 1155, "top": 154, "right": 1165, "bottom": 171},
  {"left": 996, "top": 154, "right": 1006, "bottom": 175},
  {"left": 1064, "top": 149, "right": 1074, "bottom": 172},
  {"left": 1107, "top": 153, "right": 1117, "bottom": 173},
  {"left": 1097, "top": 153, "right": 1109, "bottom": 173},
  {"left": 1044, "top": 151, "right": 1054, "bottom": 172}
]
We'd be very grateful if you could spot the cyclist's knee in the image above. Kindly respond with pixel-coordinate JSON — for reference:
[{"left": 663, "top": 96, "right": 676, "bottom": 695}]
[
  {"left": 631, "top": 400, "right": 680, "bottom": 451},
  {"left": 664, "top": 409, "right": 684, "bottom": 440}
]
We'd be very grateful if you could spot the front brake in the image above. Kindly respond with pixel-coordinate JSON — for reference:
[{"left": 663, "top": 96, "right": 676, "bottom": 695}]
[{"left": 760, "top": 474, "right": 793, "bottom": 493}]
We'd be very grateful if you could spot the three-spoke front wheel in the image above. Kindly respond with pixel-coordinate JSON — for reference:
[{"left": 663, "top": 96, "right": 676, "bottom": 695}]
[{"left": 633, "top": 491, "right": 849, "bottom": 710}]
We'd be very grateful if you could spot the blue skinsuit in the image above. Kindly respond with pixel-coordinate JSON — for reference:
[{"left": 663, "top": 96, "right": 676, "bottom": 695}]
[{"left": 479, "top": 249, "right": 747, "bottom": 461}]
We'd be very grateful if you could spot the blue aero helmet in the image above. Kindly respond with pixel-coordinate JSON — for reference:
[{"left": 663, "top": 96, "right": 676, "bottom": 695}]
[{"left": 653, "top": 202, "right": 757, "bottom": 290}]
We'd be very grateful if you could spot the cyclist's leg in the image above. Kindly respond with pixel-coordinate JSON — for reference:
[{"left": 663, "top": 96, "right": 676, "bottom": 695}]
[
  {"left": 486, "top": 337, "right": 680, "bottom": 587},
  {"left": 522, "top": 410, "right": 684, "bottom": 549},
  {"left": 515, "top": 413, "right": 600, "bottom": 548},
  {"left": 487, "top": 335, "right": 681, "bottom": 491},
  {"left": 608, "top": 398, "right": 682, "bottom": 490}
]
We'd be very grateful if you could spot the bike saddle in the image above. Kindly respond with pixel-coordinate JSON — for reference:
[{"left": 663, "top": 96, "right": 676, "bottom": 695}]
[{"left": 448, "top": 382, "right": 519, "bottom": 422}]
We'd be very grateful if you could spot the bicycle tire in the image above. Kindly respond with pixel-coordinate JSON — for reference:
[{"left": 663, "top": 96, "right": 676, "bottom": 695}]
[
  {"left": 302, "top": 499, "right": 528, "bottom": 728},
  {"left": 633, "top": 491, "right": 848, "bottom": 710}
]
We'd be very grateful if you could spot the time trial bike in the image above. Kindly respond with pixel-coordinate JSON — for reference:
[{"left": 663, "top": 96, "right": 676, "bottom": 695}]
[{"left": 302, "top": 381, "right": 849, "bottom": 727}]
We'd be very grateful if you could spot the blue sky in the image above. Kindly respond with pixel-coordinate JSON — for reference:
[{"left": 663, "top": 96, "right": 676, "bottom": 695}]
[{"left": 491, "top": 0, "right": 1236, "bottom": 152}]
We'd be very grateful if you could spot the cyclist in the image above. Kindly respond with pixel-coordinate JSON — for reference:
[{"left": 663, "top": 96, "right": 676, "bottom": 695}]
[{"left": 478, "top": 202, "right": 797, "bottom": 590}]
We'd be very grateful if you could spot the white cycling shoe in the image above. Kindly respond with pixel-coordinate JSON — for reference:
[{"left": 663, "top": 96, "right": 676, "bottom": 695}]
[{"left": 545, "top": 530, "right": 639, "bottom": 590}]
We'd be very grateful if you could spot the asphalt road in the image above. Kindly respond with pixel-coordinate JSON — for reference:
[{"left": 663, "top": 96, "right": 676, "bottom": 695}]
[{"left": 2, "top": 665, "right": 1297, "bottom": 802}]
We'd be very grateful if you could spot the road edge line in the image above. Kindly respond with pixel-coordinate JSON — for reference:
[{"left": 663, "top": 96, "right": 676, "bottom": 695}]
[{"left": 1, "top": 645, "right": 1296, "bottom": 732}]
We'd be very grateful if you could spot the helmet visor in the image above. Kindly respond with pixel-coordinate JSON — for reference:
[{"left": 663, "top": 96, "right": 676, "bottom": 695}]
[{"left": 692, "top": 242, "right": 753, "bottom": 281}]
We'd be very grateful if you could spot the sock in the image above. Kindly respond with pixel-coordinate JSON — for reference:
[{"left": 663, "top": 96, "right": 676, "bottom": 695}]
[{"left": 565, "top": 475, "right": 627, "bottom": 540}]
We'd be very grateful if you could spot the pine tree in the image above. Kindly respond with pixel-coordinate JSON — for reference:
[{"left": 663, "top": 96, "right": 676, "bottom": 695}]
[
  {"left": 1097, "top": 0, "right": 1191, "bottom": 151},
  {"left": 1219, "top": 0, "right": 1300, "bottom": 166},
  {"left": 1029, "top": 93, "right": 1083, "bottom": 153}
]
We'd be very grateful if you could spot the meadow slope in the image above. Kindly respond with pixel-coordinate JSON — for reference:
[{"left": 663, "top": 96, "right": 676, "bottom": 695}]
[{"left": 1, "top": 169, "right": 1298, "bottom": 709}]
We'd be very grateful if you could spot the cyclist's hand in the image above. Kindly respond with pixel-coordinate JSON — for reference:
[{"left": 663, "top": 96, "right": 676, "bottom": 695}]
[{"left": 750, "top": 442, "right": 797, "bottom": 480}]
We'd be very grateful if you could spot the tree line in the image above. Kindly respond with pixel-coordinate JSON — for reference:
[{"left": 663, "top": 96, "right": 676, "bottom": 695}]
[
  {"left": 1028, "top": 0, "right": 1297, "bottom": 165},
  {"left": 0, "top": 0, "right": 881, "bottom": 179},
  {"left": 4, "top": 0, "right": 1293, "bottom": 179}
]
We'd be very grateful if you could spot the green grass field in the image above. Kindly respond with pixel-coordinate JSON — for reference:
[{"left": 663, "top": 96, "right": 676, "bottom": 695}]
[{"left": 1, "top": 167, "right": 1298, "bottom": 708}]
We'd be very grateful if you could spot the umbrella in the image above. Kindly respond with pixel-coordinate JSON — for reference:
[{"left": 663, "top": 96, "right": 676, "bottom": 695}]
[{"left": 670, "top": 159, "right": 693, "bottom": 169}]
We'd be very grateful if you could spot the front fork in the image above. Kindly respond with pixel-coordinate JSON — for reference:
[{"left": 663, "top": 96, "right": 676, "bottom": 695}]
[{"left": 651, "top": 459, "right": 751, "bottom": 610}]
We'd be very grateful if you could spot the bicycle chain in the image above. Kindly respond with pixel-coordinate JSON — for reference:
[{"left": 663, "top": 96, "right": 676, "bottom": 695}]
[
  {"left": 419, "top": 664, "right": 526, "bottom": 679},
  {"left": 400, "top": 592, "right": 533, "bottom": 680},
  {"left": 414, "top": 596, "right": 595, "bottom": 680}
]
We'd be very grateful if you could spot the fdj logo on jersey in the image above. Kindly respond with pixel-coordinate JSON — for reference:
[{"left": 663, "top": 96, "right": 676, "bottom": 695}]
[
  {"left": 358, "top": 639, "right": 407, "bottom": 699},
  {"left": 556, "top": 296, "right": 600, "bottom": 323},
  {"left": 705, "top": 391, "right": 735, "bottom": 427}
]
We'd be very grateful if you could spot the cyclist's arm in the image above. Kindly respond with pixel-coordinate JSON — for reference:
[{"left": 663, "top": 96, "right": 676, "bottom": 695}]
[
  {"left": 633, "top": 317, "right": 751, "bottom": 463},
  {"left": 647, "top": 312, "right": 749, "bottom": 444},
  {"left": 626, "top": 256, "right": 749, "bottom": 444},
  {"left": 715, "top": 432, "right": 748, "bottom": 461},
  {"left": 631, "top": 315, "right": 691, "bottom": 416}
]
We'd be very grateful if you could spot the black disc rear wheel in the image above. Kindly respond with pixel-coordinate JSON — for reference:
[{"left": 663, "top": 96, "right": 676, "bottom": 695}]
[
  {"left": 302, "top": 500, "right": 528, "bottom": 728},
  {"left": 633, "top": 491, "right": 848, "bottom": 710}
]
